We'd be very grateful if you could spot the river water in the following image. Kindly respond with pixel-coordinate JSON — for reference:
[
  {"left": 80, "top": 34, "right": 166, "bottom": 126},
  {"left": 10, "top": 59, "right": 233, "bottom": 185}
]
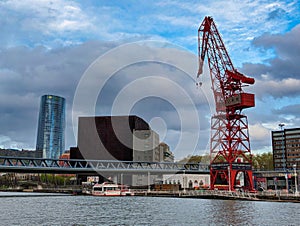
[{"left": 0, "top": 192, "right": 299, "bottom": 225}]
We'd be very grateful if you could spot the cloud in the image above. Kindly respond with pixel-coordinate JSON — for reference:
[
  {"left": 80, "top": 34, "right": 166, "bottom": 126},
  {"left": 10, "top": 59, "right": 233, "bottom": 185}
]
[
  {"left": 249, "top": 123, "right": 271, "bottom": 148},
  {"left": 72, "top": 41, "right": 214, "bottom": 155},
  {"left": 0, "top": 135, "right": 28, "bottom": 150},
  {"left": 267, "top": 8, "right": 287, "bottom": 20},
  {"left": 157, "top": 0, "right": 299, "bottom": 71},
  {"left": 0, "top": 0, "right": 299, "bottom": 157},
  {"left": 0, "top": 0, "right": 94, "bottom": 47},
  {"left": 156, "top": 15, "right": 197, "bottom": 28},
  {"left": 273, "top": 104, "right": 300, "bottom": 116},
  {"left": 249, "top": 133, "right": 272, "bottom": 153},
  {"left": 244, "top": 24, "right": 300, "bottom": 79},
  {"left": 0, "top": 40, "right": 214, "bottom": 156},
  {"left": 272, "top": 104, "right": 300, "bottom": 127},
  {"left": 250, "top": 78, "right": 300, "bottom": 99},
  {"left": 240, "top": 22, "right": 300, "bottom": 107},
  {"left": 239, "top": 20, "right": 300, "bottom": 152},
  {"left": 0, "top": 41, "right": 119, "bottom": 149},
  {"left": 1, "top": 0, "right": 298, "bottom": 57}
]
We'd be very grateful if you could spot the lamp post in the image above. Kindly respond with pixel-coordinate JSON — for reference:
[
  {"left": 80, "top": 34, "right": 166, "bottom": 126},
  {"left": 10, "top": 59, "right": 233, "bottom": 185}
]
[
  {"left": 293, "top": 164, "right": 298, "bottom": 196},
  {"left": 279, "top": 123, "right": 288, "bottom": 191},
  {"left": 228, "top": 165, "right": 231, "bottom": 191},
  {"left": 183, "top": 170, "right": 186, "bottom": 193},
  {"left": 147, "top": 171, "right": 151, "bottom": 192}
]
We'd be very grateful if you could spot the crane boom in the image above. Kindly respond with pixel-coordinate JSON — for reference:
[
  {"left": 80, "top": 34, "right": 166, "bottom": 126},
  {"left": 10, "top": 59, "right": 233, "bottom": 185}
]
[{"left": 197, "top": 16, "right": 255, "bottom": 191}]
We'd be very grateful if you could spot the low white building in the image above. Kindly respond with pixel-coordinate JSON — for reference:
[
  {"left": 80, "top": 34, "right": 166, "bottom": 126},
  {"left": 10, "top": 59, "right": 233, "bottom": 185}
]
[{"left": 163, "top": 173, "right": 210, "bottom": 189}]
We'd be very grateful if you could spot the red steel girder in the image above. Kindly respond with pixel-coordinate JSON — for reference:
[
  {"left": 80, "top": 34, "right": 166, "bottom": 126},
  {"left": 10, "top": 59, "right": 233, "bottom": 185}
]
[{"left": 197, "top": 16, "right": 255, "bottom": 191}]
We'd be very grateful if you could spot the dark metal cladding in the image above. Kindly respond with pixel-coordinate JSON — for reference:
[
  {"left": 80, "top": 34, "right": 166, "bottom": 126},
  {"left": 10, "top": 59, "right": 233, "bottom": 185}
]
[{"left": 73, "top": 115, "right": 150, "bottom": 161}]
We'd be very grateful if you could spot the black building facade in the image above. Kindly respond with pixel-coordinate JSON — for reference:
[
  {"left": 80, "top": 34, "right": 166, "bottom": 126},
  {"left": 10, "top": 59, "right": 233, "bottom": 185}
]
[{"left": 71, "top": 115, "right": 150, "bottom": 161}]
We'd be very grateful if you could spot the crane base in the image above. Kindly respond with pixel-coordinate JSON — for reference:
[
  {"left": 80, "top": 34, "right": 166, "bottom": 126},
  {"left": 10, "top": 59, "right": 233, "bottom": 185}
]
[{"left": 210, "top": 163, "right": 254, "bottom": 191}]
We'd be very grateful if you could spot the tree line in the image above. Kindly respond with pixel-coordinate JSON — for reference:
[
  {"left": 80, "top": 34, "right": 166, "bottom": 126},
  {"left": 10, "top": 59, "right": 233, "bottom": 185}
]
[{"left": 178, "top": 152, "right": 274, "bottom": 170}]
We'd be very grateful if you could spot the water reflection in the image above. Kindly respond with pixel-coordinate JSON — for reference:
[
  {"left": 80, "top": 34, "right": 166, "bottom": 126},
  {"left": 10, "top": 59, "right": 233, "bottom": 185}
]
[{"left": 208, "top": 200, "right": 256, "bottom": 225}]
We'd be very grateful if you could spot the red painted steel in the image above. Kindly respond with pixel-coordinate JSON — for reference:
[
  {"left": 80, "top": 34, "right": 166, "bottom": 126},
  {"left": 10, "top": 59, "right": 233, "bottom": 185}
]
[{"left": 197, "top": 16, "right": 255, "bottom": 191}]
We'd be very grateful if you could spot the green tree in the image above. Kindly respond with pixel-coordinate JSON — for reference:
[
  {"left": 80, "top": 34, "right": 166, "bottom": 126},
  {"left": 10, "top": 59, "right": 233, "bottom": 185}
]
[
  {"left": 178, "top": 154, "right": 210, "bottom": 164},
  {"left": 179, "top": 152, "right": 274, "bottom": 170},
  {"left": 252, "top": 152, "right": 273, "bottom": 170}
]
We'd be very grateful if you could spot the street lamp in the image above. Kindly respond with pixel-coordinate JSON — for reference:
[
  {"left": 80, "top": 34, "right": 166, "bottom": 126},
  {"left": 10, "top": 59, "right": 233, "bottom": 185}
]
[
  {"left": 183, "top": 170, "right": 186, "bottom": 193},
  {"left": 279, "top": 123, "right": 288, "bottom": 191},
  {"left": 293, "top": 164, "right": 298, "bottom": 196},
  {"left": 228, "top": 165, "right": 231, "bottom": 191}
]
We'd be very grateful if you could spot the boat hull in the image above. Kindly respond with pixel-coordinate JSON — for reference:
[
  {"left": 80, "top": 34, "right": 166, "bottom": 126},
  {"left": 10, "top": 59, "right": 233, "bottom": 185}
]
[
  {"left": 91, "top": 182, "right": 134, "bottom": 196},
  {"left": 92, "top": 192, "right": 122, "bottom": 196}
]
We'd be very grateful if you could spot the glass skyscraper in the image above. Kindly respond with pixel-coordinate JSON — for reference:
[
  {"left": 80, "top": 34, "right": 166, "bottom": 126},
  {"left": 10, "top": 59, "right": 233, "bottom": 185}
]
[{"left": 36, "top": 95, "right": 66, "bottom": 159}]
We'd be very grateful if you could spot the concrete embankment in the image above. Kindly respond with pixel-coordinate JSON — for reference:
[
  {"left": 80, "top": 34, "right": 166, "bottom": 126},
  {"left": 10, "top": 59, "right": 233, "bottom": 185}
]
[
  {"left": 134, "top": 190, "right": 300, "bottom": 202},
  {"left": 2, "top": 188, "right": 300, "bottom": 202},
  {"left": 0, "top": 187, "right": 82, "bottom": 196},
  {"left": 0, "top": 191, "right": 71, "bottom": 198}
]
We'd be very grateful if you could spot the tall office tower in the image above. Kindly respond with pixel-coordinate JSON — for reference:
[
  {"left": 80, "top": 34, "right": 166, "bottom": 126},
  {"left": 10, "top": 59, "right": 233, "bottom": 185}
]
[{"left": 36, "top": 95, "right": 66, "bottom": 159}]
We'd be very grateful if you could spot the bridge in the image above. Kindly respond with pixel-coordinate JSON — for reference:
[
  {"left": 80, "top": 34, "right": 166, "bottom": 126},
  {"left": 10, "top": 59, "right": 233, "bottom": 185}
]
[{"left": 0, "top": 156, "right": 210, "bottom": 174}]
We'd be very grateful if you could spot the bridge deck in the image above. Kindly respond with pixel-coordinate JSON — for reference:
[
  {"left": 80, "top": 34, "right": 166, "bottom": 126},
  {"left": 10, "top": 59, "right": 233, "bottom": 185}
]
[{"left": 0, "top": 156, "right": 210, "bottom": 174}]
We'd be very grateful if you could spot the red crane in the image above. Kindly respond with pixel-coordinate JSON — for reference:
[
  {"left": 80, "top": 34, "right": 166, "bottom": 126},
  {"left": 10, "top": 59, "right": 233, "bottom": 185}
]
[{"left": 197, "top": 16, "right": 255, "bottom": 191}]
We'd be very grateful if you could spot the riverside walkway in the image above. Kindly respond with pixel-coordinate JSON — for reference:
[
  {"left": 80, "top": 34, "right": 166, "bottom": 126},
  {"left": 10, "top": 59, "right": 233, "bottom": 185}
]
[{"left": 136, "top": 189, "right": 300, "bottom": 202}]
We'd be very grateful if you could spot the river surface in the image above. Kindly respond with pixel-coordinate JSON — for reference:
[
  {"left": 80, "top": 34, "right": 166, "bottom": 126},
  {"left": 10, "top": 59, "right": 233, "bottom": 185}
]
[{"left": 0, "top": 192, "right": 299, "bottom": 225}]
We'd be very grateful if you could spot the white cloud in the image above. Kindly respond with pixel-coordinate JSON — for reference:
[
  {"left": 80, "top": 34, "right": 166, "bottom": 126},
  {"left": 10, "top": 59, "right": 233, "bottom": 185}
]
[
  {"left": 0, "top": 135, "right": 29, "bottom": 150},
  {"left": 160, "top": 0, "right": 299, "bottom": 65},
  {"left": 251, "top": 78, "right": 300, "bottom": 99},
  {"left": 0, "top": 41, "right": 118, "bottom": 150},
  {"left": 1, "top": 0, "right": 93, "bottom": 34},
  {"left": 156, "top": 15, "right": 197, "bottom": 27},
  {"left": 0, "top": 0, "right": 95, "bottom": 47},
  {"left": 249, "top": 123, "right": 270, "bottom": 142}
]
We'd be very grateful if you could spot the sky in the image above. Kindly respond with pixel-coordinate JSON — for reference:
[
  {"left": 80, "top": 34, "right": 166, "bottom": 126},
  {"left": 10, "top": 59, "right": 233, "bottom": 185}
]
[{"left": 0, "top": 0, "right": 300, "bottom": 160}]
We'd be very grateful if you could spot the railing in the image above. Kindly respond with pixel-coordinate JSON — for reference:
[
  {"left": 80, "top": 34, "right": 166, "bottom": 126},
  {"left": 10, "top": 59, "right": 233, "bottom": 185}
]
[{"left": 178, "top": 190, "right": 259, "bottom": 199}]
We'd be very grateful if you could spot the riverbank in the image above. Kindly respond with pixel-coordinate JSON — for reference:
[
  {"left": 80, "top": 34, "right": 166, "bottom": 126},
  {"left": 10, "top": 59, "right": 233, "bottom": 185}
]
[
  {"left": 1, "top": 188, "right": 300, "bottom": 203},
  {"left": 0, "top": 191, "right": 71, "bottom": 198},
  {"left": 0, "top": 187, "right": 83, "bottom": 195},
  {"left": 134, "top": 190, "right": 300, "bottom": 203}
]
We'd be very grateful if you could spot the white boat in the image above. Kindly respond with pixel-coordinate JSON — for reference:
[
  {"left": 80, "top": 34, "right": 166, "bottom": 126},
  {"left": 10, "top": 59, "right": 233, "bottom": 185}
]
[{"left": 92, "top": 182, "right": 134, "bottom": 196}]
